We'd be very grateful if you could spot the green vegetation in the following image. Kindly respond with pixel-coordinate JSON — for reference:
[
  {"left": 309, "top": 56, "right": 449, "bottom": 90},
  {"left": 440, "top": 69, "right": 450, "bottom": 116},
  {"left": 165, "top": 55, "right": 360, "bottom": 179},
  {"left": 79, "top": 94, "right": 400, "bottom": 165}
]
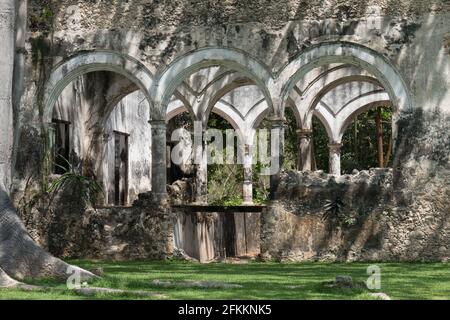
[
  {"left": 29, "top": 2, "right": 54, "bottom": 33},
  {"left": 340, "top": 107, "right": 393, "bottom": 174},
  {"left": 1, "top": 261, "right": 450, "bottom": 300},
  {"left": 170, "top": 106, "right": 392, "bottom": 206},
  {"left": 47, "top": 156, "right": 102, "bottom": 208},
  {"left": 207, "top": 113, "right": 272, "bottom": 205},
  {"left": 285, "top": 106, "right": 393, "bottom": 174}
]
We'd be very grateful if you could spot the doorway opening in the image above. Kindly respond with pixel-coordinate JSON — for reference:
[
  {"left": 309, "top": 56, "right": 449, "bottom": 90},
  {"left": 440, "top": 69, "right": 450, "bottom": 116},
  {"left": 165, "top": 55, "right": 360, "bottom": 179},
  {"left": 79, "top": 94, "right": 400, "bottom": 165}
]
[{"left": 113, "top": 131, "right": 129, "bottom": 206}]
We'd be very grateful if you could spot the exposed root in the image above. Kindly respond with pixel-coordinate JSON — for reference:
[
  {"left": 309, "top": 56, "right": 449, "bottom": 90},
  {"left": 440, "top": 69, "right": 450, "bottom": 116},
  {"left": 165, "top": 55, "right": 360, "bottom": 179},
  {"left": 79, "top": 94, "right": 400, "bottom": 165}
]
[
  {"left": 0, "top": 188, "right": 98, "bottom": 282},
  {"left": 0, "top": 268, "right": 41, "bottom": 290}
]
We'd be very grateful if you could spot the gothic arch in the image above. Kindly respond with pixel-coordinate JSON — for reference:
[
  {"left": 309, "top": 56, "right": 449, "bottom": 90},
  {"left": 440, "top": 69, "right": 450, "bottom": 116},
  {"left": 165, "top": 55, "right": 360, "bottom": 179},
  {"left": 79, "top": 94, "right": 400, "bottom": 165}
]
[
  {"left": 303, "top": 75, "right": 384, "bottom": 128},
  {"left": 202, "top": 76, "right": 255, "bottom": 125},
  {"left": 335, "top": 95, "right": 392, "bottom": 143},
  {"left": 313, "top": 91, "right": 391, "bottom": 143},
  {"left": 152, "top": 47, "right": 274, "bottom": 120},
  {"left": 43, "top": 50, "right": 154, "bottom": 125},
  {"left": 275, "top": 41, "right": 412, "bottom": 120},
  {"left": 289, "top": 66, "right": 381, "bottom": 128}
]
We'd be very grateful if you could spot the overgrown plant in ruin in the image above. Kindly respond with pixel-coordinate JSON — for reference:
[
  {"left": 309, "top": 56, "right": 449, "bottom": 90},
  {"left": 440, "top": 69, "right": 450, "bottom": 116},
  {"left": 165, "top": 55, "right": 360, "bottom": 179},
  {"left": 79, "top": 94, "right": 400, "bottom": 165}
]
[{"left": 46, "top": 156, "right": 102, "bottom": 209}]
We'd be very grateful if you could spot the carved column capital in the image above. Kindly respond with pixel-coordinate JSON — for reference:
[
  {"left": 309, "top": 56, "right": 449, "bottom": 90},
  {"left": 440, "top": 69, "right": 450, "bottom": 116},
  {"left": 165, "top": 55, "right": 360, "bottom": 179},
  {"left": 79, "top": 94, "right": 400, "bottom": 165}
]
[
  {"left": 328, "top": 142, "right": 343, "bottom": 152},
  {"left": 296, "top": 128, "right": 313, "bottom": 138},
  {"left": 265, "top": 115, "right": 287, "bottom": 128},
  {"left": 149, "top": 119, "right": 167, "bottom": 129}
]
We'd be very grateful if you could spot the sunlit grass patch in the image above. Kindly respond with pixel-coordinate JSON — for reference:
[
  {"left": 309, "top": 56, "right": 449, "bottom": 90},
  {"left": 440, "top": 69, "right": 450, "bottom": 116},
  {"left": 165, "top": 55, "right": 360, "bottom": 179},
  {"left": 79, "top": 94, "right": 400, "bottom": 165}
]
[{"left": 1, "top": 261, "right": 449, "bottom": 300}]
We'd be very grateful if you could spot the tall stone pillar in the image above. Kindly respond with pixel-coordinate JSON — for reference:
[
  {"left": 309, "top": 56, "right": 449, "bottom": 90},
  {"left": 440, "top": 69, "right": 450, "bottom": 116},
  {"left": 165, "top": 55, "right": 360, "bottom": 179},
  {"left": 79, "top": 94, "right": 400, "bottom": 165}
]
[
  {"left": 243, "top": 144, "right": 253, "bottom": 205},
  {"left": 328, "top": 142, "right": 342, "bottom": 176},
  {"left": 296, "top": 128, "right": 313, "bottom": 171},
  {"left": 150, "top": 119, "right": 168, "bottom": 200},
  {"left": 193, "top": 125, "right": 207, "bottom": 204},
  {"left": 0, "top": 0, "right": 15, "bottom": 191},
  {"left": 268, "top": 118, "right": 285, "bottom": 200}
]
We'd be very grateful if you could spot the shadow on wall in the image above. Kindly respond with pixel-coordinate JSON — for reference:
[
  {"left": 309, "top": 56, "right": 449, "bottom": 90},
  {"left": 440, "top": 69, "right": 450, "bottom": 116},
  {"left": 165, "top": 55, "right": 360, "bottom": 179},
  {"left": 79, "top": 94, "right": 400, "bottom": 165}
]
[
  {"left": 261, "top": 108, "right": 450, "bottom": 262},
  {"left": 17, "top": 185, "right": 173, "bottom": 260},
  {"left": 260, "top": 168, "right": 393, "bottom": 262}
]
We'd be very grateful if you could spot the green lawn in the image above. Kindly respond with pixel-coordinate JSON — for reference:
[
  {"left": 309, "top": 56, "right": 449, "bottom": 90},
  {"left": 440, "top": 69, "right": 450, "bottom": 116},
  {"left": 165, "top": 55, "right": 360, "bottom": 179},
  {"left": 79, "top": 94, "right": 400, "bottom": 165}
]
[{"left": 1, "top": 260, "right": 450, "bottom": 300}]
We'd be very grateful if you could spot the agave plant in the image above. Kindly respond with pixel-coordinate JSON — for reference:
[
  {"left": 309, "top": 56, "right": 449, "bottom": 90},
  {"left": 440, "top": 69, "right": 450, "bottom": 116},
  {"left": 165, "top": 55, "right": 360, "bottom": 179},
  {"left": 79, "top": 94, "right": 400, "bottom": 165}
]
[{"left": 46, "top": 155, "right": 102, "bottom": 208}]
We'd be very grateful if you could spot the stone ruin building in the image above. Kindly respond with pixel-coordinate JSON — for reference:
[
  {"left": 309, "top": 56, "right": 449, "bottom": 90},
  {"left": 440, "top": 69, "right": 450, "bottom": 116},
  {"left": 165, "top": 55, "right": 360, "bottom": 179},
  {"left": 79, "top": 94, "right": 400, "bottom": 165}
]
[{"left": 0, "top": 0, "right": 449, "bottom": 276}]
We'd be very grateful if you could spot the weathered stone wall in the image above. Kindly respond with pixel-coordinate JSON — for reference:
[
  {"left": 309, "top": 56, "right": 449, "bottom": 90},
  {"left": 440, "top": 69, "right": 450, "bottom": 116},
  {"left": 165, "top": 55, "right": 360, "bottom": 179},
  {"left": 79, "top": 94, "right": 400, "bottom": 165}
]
[
  {"left": 23, "top": 0, "right": 450, "bottom": 97},
  {"left": 100, "top": 90, "right": 152, "bottom": 204},
  {"left": 262, "top": 110, "right": 450, "bottom": 262},
  {"left": 8, "top": 1, "right": 450, "bottom": 261},
  {"left": 261, "top": 169, "right": 394, "bottom": 261},
  {"left": 20, "top": 190, "right": 173, "bottom": 260}
]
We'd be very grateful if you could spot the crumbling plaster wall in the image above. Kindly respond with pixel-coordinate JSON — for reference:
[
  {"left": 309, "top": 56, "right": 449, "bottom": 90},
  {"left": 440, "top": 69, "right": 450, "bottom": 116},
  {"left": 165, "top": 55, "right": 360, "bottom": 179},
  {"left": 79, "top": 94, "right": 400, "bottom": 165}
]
[
  {"left": 35, "top": 192, "right": 172, "bottom": 260},
  {"left": 17, "top": 0, "right": 450, "bottom": 173},
  {"left": 51, "top": 73, "right": 152, "bottom": 205},
  {"left": 261, "top": 169, "right": 394, "bottom": 261},
  {"left": 102, "top": 90, "right": 152, "bottom": 204},
  {"left": 23, "top": 0, "right": 450, "bottom": 106},
  {"left": 18, "top": 1, "right": 450, "bottom": 135},
  {"left": 17, "top": 0, "right": 450, "bottom": 172},
  {"left": 10, "top": 1, "right": 450, "bottom": 261}
]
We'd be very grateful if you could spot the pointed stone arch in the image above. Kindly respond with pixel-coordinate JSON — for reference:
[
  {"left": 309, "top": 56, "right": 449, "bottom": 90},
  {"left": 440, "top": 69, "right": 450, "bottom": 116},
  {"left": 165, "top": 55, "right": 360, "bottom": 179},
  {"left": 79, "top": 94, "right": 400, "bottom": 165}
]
[
  {"left": 275, "top": 41, "right": 412, "bottom": 120},
  {"left": 152, "top": 47, "right": 274, "bottom": 120},
  {"left": 43, "top": 50, "right": 154, "bottom": 125}
]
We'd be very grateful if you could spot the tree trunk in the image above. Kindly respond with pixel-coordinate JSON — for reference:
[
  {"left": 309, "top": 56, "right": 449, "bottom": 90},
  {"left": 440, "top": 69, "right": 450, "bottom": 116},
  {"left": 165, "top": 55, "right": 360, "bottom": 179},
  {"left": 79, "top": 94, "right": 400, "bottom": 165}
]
[
  {"left": 0, "top": 266, "right": 40, "bottom": 290},
  {"left": 0, "top": 267, "right": 19, "bottom": 287},
  {"left": 353, "top": 121, "right": 356, "bottom": 158},
  {"left": 0, "top": 186, "right": 96, "bottom": 282},
  {"left": 0, "top": 0, "right": 15, "bottom": 191},
  {"left": 0, "top": 0, "right": 95, "bottom": 285},
  {"left": 375, "top": 107, "right": 385, "bottom": 168}
]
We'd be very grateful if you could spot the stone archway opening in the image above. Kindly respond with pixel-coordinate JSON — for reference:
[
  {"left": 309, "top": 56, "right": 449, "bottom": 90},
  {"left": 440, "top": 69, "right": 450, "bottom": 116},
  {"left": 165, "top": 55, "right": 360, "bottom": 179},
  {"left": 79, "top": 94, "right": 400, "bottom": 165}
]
[
  {"left": 42, "top": 51, "right": 158, "bottom": 206},
  {"left": 48, "top": 70, "right": 151, "bottom": 208},
  {"left": 281, "top": 60, "right": 396, "bottom": 176},
  {"left": 340, "top": 105, "right": 393, "bottom": 174},
  {"left": 159, "top": 60, "right": 273, "bottom": 205},
  {"left": 273, "top": 42, "right": 412, "bottom": 178},
  {"left": 161, "top": 60, "right": 272, "bottom": 262},
  {"left": 151, "top": 47, "right": 275, "bottom": 202}
]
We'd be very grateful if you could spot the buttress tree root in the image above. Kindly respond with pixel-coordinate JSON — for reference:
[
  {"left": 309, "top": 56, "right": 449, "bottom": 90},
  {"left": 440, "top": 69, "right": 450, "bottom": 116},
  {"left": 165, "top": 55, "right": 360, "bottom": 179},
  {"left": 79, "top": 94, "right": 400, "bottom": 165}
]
[{"left": 0, "top": 187, "right": 96, "bottom": 287}]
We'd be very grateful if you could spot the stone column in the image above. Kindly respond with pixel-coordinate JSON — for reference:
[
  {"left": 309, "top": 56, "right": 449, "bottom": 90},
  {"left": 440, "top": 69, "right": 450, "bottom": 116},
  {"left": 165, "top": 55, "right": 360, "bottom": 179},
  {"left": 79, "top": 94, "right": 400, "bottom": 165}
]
[
  {"left": 193, "top": 126, "right": 207, "bottom": 204},
  {"left": 296, "top": 128, "right": 313, "bottom": 171},
  {"left": 243, "top": 144, "right": 253, "bottom": 205},
  {"left": 268, "top": 118, "right": 285, "bottom": 200},
  {"left": 328, "top": 142, "right": 342, "bottom": 176},
  {"left": 0, "top": 0, "right": 15, "bottom": 191},
  {"left": 150, "top": 120, "right": 168, "bottom": 200}
]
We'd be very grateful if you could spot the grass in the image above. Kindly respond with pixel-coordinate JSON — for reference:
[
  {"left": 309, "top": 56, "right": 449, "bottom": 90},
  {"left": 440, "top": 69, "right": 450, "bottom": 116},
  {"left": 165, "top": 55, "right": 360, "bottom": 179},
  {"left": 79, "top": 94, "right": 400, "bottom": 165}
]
[{"left": 1, "top": 260, "right": 450, "bottom": 300}]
